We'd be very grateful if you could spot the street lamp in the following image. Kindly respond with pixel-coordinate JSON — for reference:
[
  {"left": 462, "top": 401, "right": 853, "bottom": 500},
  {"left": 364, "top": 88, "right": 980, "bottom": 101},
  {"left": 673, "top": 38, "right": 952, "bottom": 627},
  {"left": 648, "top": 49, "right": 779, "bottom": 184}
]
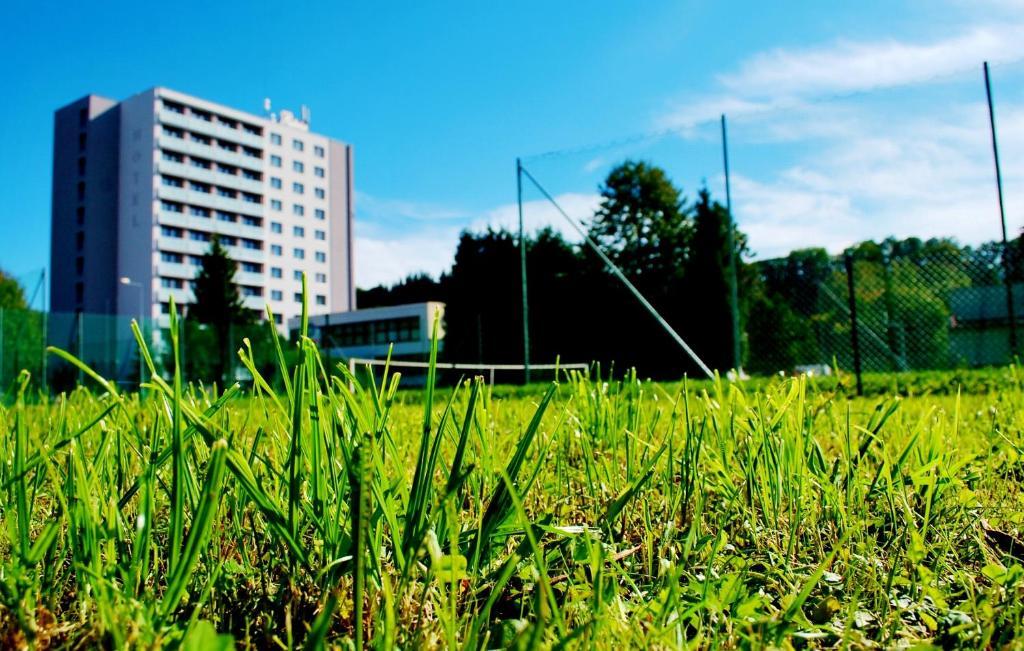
[{"left": 120, "top": 276, "right": 144, "bottom": 389}]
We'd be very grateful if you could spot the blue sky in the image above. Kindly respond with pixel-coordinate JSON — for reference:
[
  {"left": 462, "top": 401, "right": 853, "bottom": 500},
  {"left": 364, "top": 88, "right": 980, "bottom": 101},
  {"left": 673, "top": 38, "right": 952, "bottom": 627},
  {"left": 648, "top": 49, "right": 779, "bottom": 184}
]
[{"left": 2, "top": 1, "right": 1023, "bottom": 295}]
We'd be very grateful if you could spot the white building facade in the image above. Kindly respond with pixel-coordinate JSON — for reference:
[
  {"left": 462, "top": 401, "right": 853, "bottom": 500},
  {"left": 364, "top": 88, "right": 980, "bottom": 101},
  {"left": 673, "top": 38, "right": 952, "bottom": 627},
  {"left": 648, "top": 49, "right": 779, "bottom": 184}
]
[{"left": 51, "top": 87, "right": 355, "bottom": 329}]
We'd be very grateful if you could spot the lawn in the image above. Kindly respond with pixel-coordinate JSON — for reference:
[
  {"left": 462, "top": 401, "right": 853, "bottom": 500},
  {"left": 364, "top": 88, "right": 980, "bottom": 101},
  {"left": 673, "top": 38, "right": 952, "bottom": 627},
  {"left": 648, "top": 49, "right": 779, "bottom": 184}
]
[{"left": 1, "top": 318, "right": 1023, "bottom": 648}]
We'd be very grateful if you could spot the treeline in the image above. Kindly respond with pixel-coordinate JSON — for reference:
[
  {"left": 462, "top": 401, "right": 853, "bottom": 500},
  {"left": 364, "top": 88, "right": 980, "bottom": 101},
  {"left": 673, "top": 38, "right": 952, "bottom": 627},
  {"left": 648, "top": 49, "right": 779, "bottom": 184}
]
[
  {"left": 359, "top": 161, "right": 741, "bottom": 378},
  {"left": 360, "top": 160, "right": 1024, "bottom": 378}
]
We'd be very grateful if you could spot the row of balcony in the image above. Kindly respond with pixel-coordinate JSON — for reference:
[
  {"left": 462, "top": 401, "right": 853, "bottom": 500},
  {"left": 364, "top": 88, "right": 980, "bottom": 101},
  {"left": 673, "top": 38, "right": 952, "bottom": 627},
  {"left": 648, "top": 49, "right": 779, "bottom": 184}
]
[
  {"left": 156, "top": 135, "right": 263, "bottom": 173},
  {"left": 157, "top": 159, "right": 263, "bottom": 195},
  {"left": 158, "top": 209, "right": 264, "bottom": 241},
  {"left": 157, "top": 185, "right": 263, "bottom": 219},
  {"left": 156, "top": 235, "right": 266, "bottom": 264},
  {"left": 157, "top": 109, "right": 265, "bottom": 150}
]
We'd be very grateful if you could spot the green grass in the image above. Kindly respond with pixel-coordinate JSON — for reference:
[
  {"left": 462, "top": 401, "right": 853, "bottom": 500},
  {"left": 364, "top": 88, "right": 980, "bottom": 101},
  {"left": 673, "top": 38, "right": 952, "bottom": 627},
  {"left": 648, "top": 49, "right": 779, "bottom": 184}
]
[{"left": 2, "top": 307, "right": 1024, "bottom": 648}]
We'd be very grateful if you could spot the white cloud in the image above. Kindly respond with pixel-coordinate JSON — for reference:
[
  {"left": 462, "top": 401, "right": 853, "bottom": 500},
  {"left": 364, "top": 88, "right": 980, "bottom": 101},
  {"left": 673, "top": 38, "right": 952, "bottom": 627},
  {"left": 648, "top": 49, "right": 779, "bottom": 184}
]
[
  {"left": 720, "top": 26, "right": 1024, "bottom": 99},
  {"left": 657, "top": 21, "right": 1024, "bottom": 260}
]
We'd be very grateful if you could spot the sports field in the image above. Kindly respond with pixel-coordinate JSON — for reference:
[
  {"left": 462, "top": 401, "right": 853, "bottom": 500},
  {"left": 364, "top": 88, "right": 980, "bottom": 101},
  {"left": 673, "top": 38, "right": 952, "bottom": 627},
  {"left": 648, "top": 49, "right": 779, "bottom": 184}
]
[{"left": 1, "top": 320, "right": 1023, "bottom": 648}]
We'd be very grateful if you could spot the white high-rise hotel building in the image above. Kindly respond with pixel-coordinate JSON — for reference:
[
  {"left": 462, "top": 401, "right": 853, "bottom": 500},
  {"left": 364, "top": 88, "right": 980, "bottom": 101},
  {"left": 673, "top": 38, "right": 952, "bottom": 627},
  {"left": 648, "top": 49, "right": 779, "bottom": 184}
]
[{"left": 50, "top": 87, "right": 355, "bottom": 329}]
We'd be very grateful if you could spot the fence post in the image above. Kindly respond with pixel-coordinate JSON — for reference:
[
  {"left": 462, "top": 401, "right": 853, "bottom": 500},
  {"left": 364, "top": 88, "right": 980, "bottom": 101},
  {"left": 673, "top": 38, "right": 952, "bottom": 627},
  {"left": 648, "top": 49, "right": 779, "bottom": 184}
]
[
  {"left": 77, "top": 311, "right": 84, "bottom": 385},
  {"left": 844, "top": 253, "right": 864, "bottom": 396}
]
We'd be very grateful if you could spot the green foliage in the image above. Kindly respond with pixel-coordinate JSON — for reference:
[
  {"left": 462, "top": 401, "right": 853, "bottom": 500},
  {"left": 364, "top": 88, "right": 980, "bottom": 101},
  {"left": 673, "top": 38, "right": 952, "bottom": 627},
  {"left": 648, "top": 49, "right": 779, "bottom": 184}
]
[
  {"left": 2, "top": 299, "right": 1024, "bottom": 647},
  {"left": 189, "top": 235, "right": 255, "bottom": 383},
  {"left": 0, "top": 268, "right": 26, "bottom": 310}
]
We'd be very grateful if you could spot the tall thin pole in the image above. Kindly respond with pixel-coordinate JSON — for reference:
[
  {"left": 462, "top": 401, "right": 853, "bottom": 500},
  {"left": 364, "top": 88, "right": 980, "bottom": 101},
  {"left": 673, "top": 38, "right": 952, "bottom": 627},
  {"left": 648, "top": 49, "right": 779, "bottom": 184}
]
[
  {"left": 517, "top": 158, "right": 531, "bottom": 384},
  {"left": 844, "top": 253, "right": 864, "bottom": 396},
  {"left": 720, "top": 115, "right": 742, "bottom": 372},
  {"left": 984, "top": 61, "right": 1018, "bottom": 357}
]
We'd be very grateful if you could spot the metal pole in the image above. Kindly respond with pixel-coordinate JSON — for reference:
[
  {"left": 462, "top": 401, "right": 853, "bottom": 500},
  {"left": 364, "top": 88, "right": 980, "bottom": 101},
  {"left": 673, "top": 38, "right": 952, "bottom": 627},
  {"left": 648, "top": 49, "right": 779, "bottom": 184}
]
[
  {"left": 721, "top": 114, "right": 742, "bottom": 372},
  {"left": 984, "top": 61, "right": 1018, "bottom": 358},
  {"left": 77, "top": 311, "right": 84, "bottom": 385},
  {"left": 517, "top": 158, "right": 531, "bottom": 384},
  {"left": 844, "top": 253, "right": 864, "bottom": 396}
]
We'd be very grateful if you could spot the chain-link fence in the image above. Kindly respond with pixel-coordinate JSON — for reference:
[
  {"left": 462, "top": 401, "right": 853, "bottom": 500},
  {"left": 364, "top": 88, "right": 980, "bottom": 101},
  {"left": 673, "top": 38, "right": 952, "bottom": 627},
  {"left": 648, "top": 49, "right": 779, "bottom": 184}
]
[
  {"left": 745, "top": 238, "right": 1020, "bottom": 385},
  {"left": 0, "top": 309, "right": 285, "bottom": 393}
]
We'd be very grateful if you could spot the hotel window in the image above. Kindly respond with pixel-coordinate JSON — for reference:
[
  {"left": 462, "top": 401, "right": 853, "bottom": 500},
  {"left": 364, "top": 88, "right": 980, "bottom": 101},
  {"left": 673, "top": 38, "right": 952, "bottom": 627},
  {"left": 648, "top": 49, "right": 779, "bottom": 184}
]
[
  {"left": 271, "top": 267, "right": 282, "bottom": 278},
  {"left": 189, "top": 206, "right": 210, "bottom": 217},
  {"left": 218, "top": 116, "right": 237, "bottom": 128},
  {"left": 161, "top": 277, "right": 184, "bottom": 288},
  {"left": 314, "top": 167, "right": 325, "bottom": 178},
  {"left": 164, "top": 101, "right": 184, "bottom": 114},
  {"left": 293, "top": 161, "right": 304, "bottom": 173},
  {"left": 315, "top": 188, "right": 325, "bottom": 199},
  {"left": 315, "top": 251, "right": 326, "bottom": 263},
  {"left": 190, "top": 231, "right": 210, "bottom": 242},
  {"left": 316, "top": 295, "right": 326, "bottom": 306},
  {"left": 271, "top": 290, "right": 283, "bottom": 301},
  {"left": 315, "top": 230, "right": 325, "bottom": 240},
  {"left": 189, "top": 256, "right": 203, "bottom": 266},
  {"left": 314, "top": 145, "right": 325, "bottom": 157},
  {"left": 293, "top": 204, "right": 305, "bottom": 216},
  {"left": 163, "top": 126, "right": 184, "bottom": 139},
  {"left": 240, "top": 261, "right": 261, "bottom": 273},
  {"left": 271, "top": 245, "right": 283, "bottom": 256},
  {"left": 293, "top": 139, "right": 304, "bottom": 151},
  {"left": 217, "top": 163, "right": 236, "bottom": 175},
  {"left": 190, "top": 133, "right": 211, "bottom": 145},
  {"left": 76, "top": 232, "right": 84, "bottom": 251},
  {"left": 221, "top": 235, "right": 238, "bottom": 246},
  {"left": 216, "top": 187, "right": 236, "bottom": 198},
  {"left": 242, "top": 124, "right": 261, "bottom": 136},
  {"left": 271, "top": 200, "right": 282, "bottom": 211},
  {"left": 192, "top": 109, "right": 212, "bottom": 122},
  {"left": 293, "top": 182, "right": 304, "bottom": 194},
  {"left": 293, "top": 226, "right": 304, "bottom": 237},
  {"left": 241, "top": 169, "right": 260, "bottom": 180},
  {"left": 315, "top": 209, "right": 325, "bottom": 220},
  {"left": 293, "top": 248, "right": 305, "bottom": 259},
  {"left": 162, "top": 176, "right": 183, "bottom": 188},
  {"left": 218, "top": 140, "right": 236, "bottom": 152},
  {"left": 242, "top": 193, "right": 259, "bottom": 203},
  {"left": 189, "top": 181, "right": 210, "bottom": 193},
  {"left": 191, "top": 158, "right": 211, "bottom": 169},
  {"left": 161, "top": 226, "right": 183, "bottom": 238},
  {"left": 241, "top": 286, "right": 262, "bottom": 297},
  {"left": 76, "top": 206, "right": 85, "bottom": 225},
  {"left": 294, "top": 292, "right": 303, "bottom": 303},
  {"left": 315, "top": 272, "right": 327, "bottom": 283},
  {"left": 79, "top": 133, "right": 87, "bottom": 151},
  {"left": 293, "top": 270, "right": 303, "bottom": 280},
  {"left": 163, "top": 151, "right": 184, "bottom": 163},
  {"left": 274, "top": 314, "right": 283, "bottom": 325},
  {"left": 161, "top": 252, "right": 184, "bottom": 263},
  {"left": 217, "top": 211, "right": 234, "bottom": 222},
  {"left": 271, "top": 222, "right": 282, "bottom": 234},
  {"left": 241, "top": 215, "right": 260, "bottom": 226},
  {"left": 242, "top": 146, "right": 260, "bottom": 158},
  {"left": 271, "top": 177, "right": 282, "bottom": 189},
  {"left": 271, "top": 133, "right": 282, "bottom": 145},
  {"left": 241, "top": 239, "right": 260, "bottom": 250},
  {"left": 270, "top": 155, "right": 282, "bottom": 167},
  {"left": 77, "top": 181, "right": 86, "bottom": 201},
  {"left": 161, "top": 201, "right": 184, "bottom": 213}
]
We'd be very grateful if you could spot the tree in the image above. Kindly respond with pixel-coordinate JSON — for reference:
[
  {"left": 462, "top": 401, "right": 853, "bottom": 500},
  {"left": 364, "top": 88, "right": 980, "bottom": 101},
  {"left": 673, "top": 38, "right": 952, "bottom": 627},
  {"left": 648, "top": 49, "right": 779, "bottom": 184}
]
[
  {"left": 589, "top": 160, "right": 691, "bottom": 283},
  {"left": 684, "top": 188, "right": 740, "bottom": 371},
  {"left": 0, "top": 268, "right": 26, "bottom": 310},
  {"left": 189, "top": 235, "right": 253, "bottom": 383},
  {"left": 357, "top": 272, "right": 447, "bottom": 309}
]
